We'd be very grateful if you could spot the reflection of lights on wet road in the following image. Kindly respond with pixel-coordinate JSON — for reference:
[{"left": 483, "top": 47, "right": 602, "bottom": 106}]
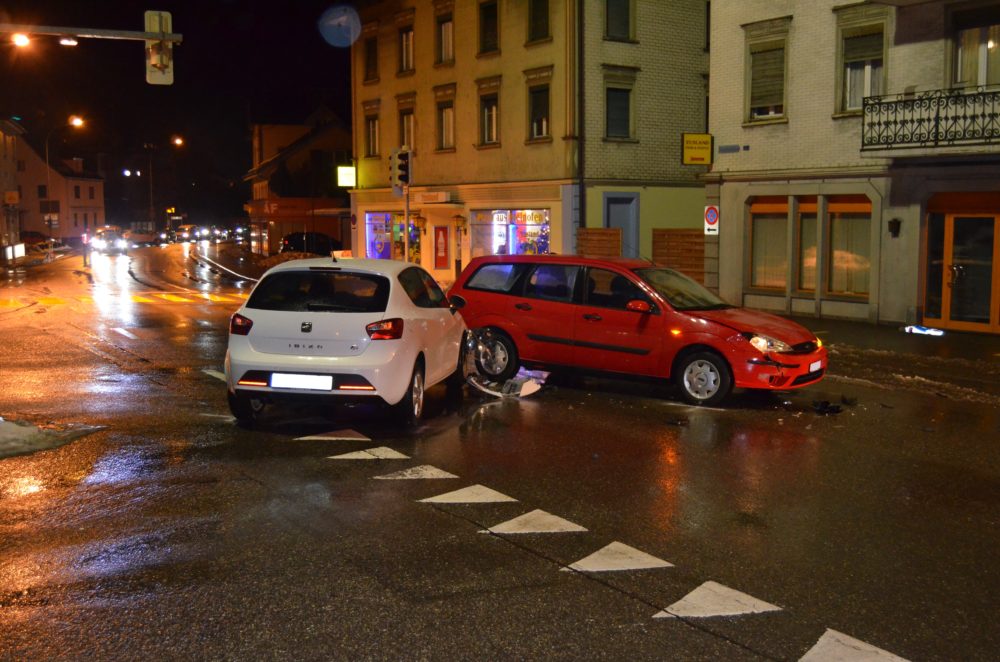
[{"left": 6, "top": 475, "right": 45, "bottom": 497}]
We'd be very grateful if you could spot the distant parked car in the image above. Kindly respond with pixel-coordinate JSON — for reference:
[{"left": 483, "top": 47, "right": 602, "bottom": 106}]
[
  {"left": 279, "top": 231, "right": 341, "bottom": 255},
  {"left": 449, "top": 254, "right": 829, "bottom": 406},
  {"left": 19, "top": 231, "right": 49, "bottom": 245},
  {"left": 225, "top": 257, "right": 466, "bottom": 426}
]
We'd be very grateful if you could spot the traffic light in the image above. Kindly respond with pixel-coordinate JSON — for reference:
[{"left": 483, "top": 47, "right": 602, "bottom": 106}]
[
  {"left": 144, "top": 11, "right": 175, "bottom": 85},
  {"left": 397, "top": 149, "right": 410, "bottom": 185}
]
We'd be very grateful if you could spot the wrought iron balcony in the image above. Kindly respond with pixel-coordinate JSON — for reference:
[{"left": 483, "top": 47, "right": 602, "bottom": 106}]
[{"left": 862, "top": 87, "right": 1000, "bottom": 152}]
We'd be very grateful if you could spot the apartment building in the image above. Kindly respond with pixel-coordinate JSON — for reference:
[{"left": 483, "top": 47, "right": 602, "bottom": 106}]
[
  {"left": 17, "top": 140, "right": 105, "bottom": 243},
  {"left": 708, "top": 0, "right": 1000, "bottom": 335},
  {"left": 1, "top": 119, "right": 24, "bottom": 263},
  {"left": 350, "top": 0, "right": 708, "bottom": 284}
]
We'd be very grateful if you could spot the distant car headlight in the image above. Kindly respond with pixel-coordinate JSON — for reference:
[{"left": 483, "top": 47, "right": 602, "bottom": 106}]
[
  {"left": 93, "top": 238, "right": 107, "bottom": 249},
  {"left": 116, "top": 239, "right": 127, "bottom": 249},
  {"left": 746, "top": 333, "right": 792, "bottom": 354}
]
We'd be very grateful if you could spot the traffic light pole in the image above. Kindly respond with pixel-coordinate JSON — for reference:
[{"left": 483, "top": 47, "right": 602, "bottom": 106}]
[{"left": 403, "top": 185, "right": 410, "bottom": 263}]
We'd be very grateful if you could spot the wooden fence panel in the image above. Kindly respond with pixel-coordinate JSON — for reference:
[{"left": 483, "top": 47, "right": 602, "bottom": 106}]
[
  {"left": 652, "top": 229, "right": 705, "bottom": 283},
  {"left": 576, "top": 228, "right": 622, "bottom": 257}
]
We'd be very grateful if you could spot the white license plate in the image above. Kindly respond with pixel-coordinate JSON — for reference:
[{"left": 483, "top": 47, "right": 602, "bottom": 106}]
[
  {"left": 271, "top": 373, "right": 333, "bottom": 390},
  {"left": 809, "top": 360, "right": 822, "bottom": 372}
]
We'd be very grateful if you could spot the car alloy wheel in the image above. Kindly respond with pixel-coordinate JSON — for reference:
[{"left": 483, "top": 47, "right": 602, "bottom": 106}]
[
  {"left": 474, "top": 330, "right": 519, "bottom": 382},
  {"left": 676, "top": 351, "right": 733, "bottom": 406}
]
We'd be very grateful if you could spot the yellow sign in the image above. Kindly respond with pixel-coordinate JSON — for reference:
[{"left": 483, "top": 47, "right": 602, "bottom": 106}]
[
  {"left": 682, "top": 133, "right": 713, "bottom": 165},
  {"left": 3, "top": 190, "right": 19, "bottom": 205}
]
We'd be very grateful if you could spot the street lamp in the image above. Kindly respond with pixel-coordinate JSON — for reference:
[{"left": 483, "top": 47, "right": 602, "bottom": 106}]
[{"left": 44, "top": 115, "right": 85, "bottom": 255}]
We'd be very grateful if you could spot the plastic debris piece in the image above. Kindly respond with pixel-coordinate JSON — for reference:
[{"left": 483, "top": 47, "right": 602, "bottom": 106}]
[
  {"left": 903, "top": 325, "right": 944, "bottom": 336},
  {"left": 811, "top": 400, "right": 843, "bottom": 415}
]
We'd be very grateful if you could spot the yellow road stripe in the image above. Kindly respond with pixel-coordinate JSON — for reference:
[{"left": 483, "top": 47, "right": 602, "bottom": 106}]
[
  {"left": 154, "top": 293, "right": 194, "bottom": 303},
  {"left": 38, "top": 297, "right": 65, "bottom": 305},
  {"left": 131, "top": 295, "right": 157, "bottom": 303},
  {"left": 194, "top": 293, "right": 240, "bottom": 302},
  {"left": 0, "top": 298, "right": 23, "bottom": 307}
]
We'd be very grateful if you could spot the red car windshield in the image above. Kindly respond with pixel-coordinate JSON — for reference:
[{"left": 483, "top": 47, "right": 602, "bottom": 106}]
[{"left": 634, "top": 267, "right": 732, "bottom": 311}]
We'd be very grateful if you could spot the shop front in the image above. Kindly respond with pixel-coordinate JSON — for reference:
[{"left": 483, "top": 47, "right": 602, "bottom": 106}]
[
  {"left": 469, "top": 209, "right": 551, "bottom": 259},
  {"left": 923, "top": 193, "right": 1000, "bottom": 335}
]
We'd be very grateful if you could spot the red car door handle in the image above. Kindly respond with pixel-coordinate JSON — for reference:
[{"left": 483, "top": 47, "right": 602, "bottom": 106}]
[
  {"left": 583, "top": 313, "right": 602, "bottom": 321},
  {"left": 514, "top": 302, "right": 533, "bottom": 310}
]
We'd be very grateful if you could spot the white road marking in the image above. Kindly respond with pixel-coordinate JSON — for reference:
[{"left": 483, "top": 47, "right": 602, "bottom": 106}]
[
  {"left": 372, "top": 465, "right": 458, "bottom": 480},
  {"left": 562, "top": 541, "right": 673, "bottom": 573},
  {"left": 419, "top": 484, "right": 518, "bottom": 504},
  {"left": 328, "top": 447, "right": 410, "bottom": 460},
  {"left": 653, "top": 581, "right": 782, "bottom": 619},
  {"left": 112, "top": 327, "right": 139, "bottom": 340},
  {"left": 202, "top": 369, "right": 227, "bottom": 382},
  {"left": 799, "top": 629, "right": 909, "bottom": 662},
  {"left": 296, "top": 429, "right": 371, "bottom": 441},
  {"left": 198, "top": 413, "right": 235, "bottom": 419},
  {"left": 480, "top": 509, "right": 587, "bottom": 534}
]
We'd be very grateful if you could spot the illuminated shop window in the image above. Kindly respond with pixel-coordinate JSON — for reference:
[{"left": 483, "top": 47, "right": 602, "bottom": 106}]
[
  {"left": 365, "top": 211, "right": 421, "bottom": 262},
  {"left": 469, "top": 208, "right": 550, "bottom": 258}
]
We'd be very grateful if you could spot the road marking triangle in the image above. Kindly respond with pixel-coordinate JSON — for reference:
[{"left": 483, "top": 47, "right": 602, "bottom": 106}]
[
  {"left": 481, "top": 509, "right": 587, "bottom": 534},
  {"left": 799, "top": 629, "right": 909, "bottom": 662},
  {"left": 328, "top": 447, "right": 410, "bottom": 460},
  {"left": 202, "top": 369, "right": 227, "bottom": 382},
  {"left": 562, "top": 541, "right": 674, "bottom": 572},
  {"left": 652, "top": 581, "right": 781, "bottom": 618},
  {"left": 296, "top": 429, "right": 371, "bottom": 441},
  {"left": 372, "top": 465, "right": 458, "bottom": 480},
  {"left": 419, "top": 484, "right": 518, "bottom": 503}
]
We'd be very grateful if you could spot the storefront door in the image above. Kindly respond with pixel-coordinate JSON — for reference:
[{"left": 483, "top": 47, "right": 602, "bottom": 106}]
[{"left": 925, "top": 214, "right": 1000, "bottom": 333}]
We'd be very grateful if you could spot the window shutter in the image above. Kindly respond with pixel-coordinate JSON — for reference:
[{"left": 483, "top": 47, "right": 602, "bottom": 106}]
[
  {"left": 750, "top": 47, "right": 784, "bottom": 108},
  {"left": 844, "top": 33, "right": 882, "bottom": 62}
]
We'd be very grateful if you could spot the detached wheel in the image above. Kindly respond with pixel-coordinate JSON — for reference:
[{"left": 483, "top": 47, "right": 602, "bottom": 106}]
[
  {"left": 474, "top": 330, "right": 519, "bottom": 382},
  {"left": 394, "top": 361, "right": 425, "bottom": 426},
  {"left": 228, "top": 390, "right": 265, "bottom": 426},
  {"left": 675, "top": 351, "right": 732, "bottom": 406}
]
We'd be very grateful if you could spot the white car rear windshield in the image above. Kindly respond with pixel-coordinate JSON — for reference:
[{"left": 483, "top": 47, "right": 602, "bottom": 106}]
[{"left": 247, "top": 270, "right": 390, "bottom": 313}]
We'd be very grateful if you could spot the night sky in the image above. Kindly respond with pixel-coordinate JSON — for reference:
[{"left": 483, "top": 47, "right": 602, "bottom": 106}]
[{"left": 2, "top": 0, "right": 355, "bottom": 223}]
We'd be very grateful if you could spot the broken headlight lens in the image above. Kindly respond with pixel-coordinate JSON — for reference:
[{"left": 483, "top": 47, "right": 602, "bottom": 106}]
[{"left": 746, "top": 333, "right": 792, "bottom": 354}]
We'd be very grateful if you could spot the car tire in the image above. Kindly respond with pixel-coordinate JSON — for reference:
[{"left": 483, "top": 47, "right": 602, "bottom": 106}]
[
  {"left": 675, "top": 351, "right": 733, "bottom": 406},
  {"left": 228, "top": 390, "right": 265, "bottom": 426},
  {"left": 474, "top": 329, "right": 519, "bottom": 383},
  {"left": 394, "top": 361, "right": 425, "bottom": 426},
  {"left": 445, "top": 341, "right": 467, "bottom": 389}
]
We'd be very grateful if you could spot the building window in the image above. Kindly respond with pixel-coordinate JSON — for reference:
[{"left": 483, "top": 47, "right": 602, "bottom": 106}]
[
  {"left": 480, "top": 94, "right": 499, "bottom": 145},
  {"left": 437, "top": 14, "right": 454, "bottom": 63},
  {"left": 89, "top": 186, "right": 95, "bottom": 200},
  {"left": 438, "top": 101, "right": 455, "bottom": 150},
  {"left": 16, "top": 159, "right": 25, "bottom": 172},
  {"left": 828, "top": 212, "right": 871, "bottom": 297},
  {"left": 365, "top": 115, "right": 380, "bottom": 157},
  {"left": 796, "top": 202, "right": 818, "bottom": 292},
  {"left": 606, "top": 0, "right": 631, "bottom": 41},
  {"left": 749, "top": 43, "right": 785, "bottom": 120},
  {"left": 480, "top": 1, "right": 499, "bottom": 54},
  {"left": 842, "top": 31, "right": 884, "bottom": 111},
  {"left": 38, "top": 184, "right": 47, "bottom": 199},
  {"left": 606, "top": 87, "right": 631, "bottom": 138},
  {"left": 529, "top": 0, "right": 549, "bottom": 42},
  {"left": 74, "top": 185, "right": 81, "bottom": 199},
  {"left": 748, "top": 197, "right": 788, "bottom": 290},
  {"left": 529, "top": 85, "right": 550, "bottom": 139},
  {"left": 364, "top": 37, "right": 379, "bottom": 82},
  {"left": 470, "top": 209, "right": 551, "bottom": 256},
  {"left": 399, "top": 27, "right": 414, "bottom": 72},
  {"left": 954, "top": 17, "right": 1000, "bottom": 87},
  {"left": 399, "top": 109, "right": 414, "bottom": 149}
]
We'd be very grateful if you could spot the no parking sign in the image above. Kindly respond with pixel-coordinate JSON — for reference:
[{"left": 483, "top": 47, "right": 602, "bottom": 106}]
[{"left": 704, "top": 205, "right": 720, "bottom": 235}]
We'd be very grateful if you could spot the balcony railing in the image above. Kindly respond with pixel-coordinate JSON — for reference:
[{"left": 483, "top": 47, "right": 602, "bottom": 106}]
[{"left": 862, "top": 87, "right": 1000, "bottom": 151}]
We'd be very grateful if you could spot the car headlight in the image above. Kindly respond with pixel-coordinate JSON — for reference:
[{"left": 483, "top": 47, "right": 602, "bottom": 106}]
[
  {"left": 116, "top": 239, "right": 127, "bottom": 248},
  {"left": 93, "top": 239, "right": 107, "bottom": 249},
  {"left": 746, "top": 333, "right": 792, "bottom": 354}
]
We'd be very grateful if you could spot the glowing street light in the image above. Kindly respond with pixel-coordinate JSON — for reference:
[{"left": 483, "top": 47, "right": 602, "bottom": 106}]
[
  {"left": 59, "top": 36, "right": 78, "bottom": 46},
  {"left": 11, "top": 33, "right": 30, "bottom": 47},
  {"left": 44, "top": 116, "right": 85, "bottom": 255}
]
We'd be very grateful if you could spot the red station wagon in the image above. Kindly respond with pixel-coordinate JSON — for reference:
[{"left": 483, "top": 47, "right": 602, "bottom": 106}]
[{"left": 449, "top": 255, "right": 828, "bottom": 406}]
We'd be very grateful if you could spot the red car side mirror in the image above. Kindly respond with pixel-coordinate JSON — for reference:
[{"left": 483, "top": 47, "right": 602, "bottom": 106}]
[{"left": 626, "top": 300, "right": 652, "bottom": 313}]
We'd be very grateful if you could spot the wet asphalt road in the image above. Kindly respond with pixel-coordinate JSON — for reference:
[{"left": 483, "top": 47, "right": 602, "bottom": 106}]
[{"left": 0, "top": 245, "right": 998, "bottom": 661}]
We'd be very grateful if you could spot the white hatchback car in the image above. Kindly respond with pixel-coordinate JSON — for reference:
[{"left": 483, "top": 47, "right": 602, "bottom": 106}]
[{"left": 225, "top": 257, "right": 467, "bottom": 426}]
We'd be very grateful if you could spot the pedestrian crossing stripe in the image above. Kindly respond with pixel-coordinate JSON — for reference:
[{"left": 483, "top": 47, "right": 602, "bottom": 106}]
[
  {"left": 562, "top": 541, "right": 673, "bottom": 573},
  {"left": 480, "top": 509, "right": 587, "bottom": 534},
  {"left": 131, "top": 295, "right": 157, "bottom": 303},
  {"left": 202, "top": 369, "right": 227, "bottom": 382},
  {"left": 653, "top": 581, "right": 782, "bottom": 619},
  {"left": 154, "top": 293, "right": 195, "bottom": 302},
  {"left": 373, "top": 465, "right": 458, "bottom": 480},
  {"left": 419, "top": 484, "right": 518, "bottom": 504},
  {"left": 296, "top": 429, "right": 371, "bottom": 441},
  {"left": 0, "top": 298, "right": 23, "bottom": 307},
  {"left": 328, "top": 447, "right": 410, "bottom": 460},
  {"left": 194, "top": 293, "right": 242, "bottom": 302},
  {"left": 38, "top": 296, "right": 65, "bottom": 305},
  {"left": 799, "top": 629, "right": 909, "bottom": 662}
]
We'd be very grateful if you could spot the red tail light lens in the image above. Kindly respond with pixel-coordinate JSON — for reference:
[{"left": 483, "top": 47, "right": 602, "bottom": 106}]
[
  {"left": 230, "top": 313, "right": 253, "bottom": 336},
  {"left": 366, "top": 318, "right": 404, "bottom": 340}
]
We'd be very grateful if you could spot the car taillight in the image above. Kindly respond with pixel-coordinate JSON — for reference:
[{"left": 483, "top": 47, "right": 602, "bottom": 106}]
[
  {"left": 230, "top": 313, "right": 253, "bottom": 336},
  {"left": 366, "top": 318, "right": 404, "bottom": 340}
]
